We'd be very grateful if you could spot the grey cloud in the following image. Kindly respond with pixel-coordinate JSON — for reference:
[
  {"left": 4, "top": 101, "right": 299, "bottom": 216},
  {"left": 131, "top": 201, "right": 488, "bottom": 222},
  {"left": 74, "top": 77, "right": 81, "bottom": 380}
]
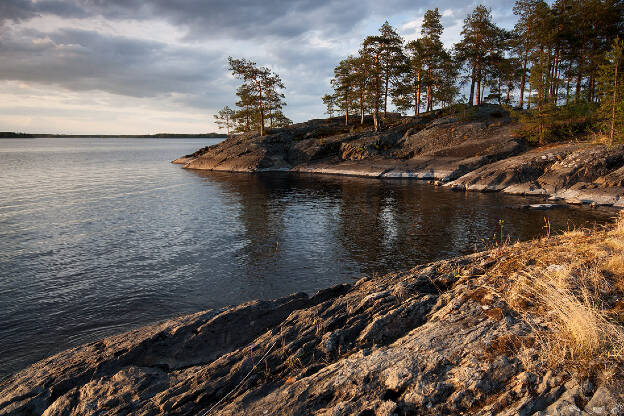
[
  {"left": 4, "top": 0, "right": 518, "bottom": 41},
  {"left": 2, "top": 0, "right": 513, "bottom": 40},
  {"left": 0, "top": 0, "right": 88, "bottom": 24},
  {"left": 0, "top": 27, "right": 231, "bottom": 99},
  {"left": 0, "top": 0, "right": 36, "bottom": 23}
]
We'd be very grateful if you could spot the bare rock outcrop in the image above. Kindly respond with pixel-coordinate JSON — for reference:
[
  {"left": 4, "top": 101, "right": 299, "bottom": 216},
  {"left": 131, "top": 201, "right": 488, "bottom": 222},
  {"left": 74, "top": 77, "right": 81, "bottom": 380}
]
[
  {"left": 177, "top": 106, "right": 524, "bottom": 181},
  {"left": 447, "top": 143, "right": 624, "bottom": 207}
]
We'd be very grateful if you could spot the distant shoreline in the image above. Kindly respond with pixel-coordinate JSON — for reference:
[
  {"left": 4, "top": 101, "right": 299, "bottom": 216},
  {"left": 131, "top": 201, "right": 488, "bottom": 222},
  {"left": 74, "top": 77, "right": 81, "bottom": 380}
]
[{"left": 0, "top": 132, "right": 227, "bottom": 139}]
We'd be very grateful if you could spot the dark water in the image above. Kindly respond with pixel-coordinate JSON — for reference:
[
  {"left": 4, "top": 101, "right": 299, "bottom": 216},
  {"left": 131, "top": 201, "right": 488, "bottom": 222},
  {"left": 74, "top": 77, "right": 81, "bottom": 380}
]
[{"left": 0, "top": 137, "right": 616, "bottom": 378}]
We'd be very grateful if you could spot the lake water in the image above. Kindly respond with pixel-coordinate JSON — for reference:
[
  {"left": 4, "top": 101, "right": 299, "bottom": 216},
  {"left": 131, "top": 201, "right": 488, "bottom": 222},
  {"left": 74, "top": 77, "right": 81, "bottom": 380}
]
[{"left": 0, "top": 137, "right": 616, "bottom": 378}]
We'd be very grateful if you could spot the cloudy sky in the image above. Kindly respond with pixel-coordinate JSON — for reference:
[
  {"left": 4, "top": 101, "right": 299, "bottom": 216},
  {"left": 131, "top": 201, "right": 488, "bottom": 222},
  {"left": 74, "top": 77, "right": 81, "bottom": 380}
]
[{"left": 0, "top": 0, "right": 517, "bottom": 134}]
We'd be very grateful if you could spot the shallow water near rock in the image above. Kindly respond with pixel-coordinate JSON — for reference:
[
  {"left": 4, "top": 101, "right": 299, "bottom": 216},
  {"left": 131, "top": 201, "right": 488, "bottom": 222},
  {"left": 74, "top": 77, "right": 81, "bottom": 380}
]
[{"left": 0, "top": 137, "right": 616, "bottom": 378}]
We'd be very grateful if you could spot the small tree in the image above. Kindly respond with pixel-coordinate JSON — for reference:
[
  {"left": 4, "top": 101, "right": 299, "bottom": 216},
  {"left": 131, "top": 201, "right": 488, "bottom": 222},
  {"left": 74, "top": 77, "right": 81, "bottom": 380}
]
[
  {"left": 322, "top": 93, "right": 337, "bottom": 118},
  {"left": 597, "top": 37, "right": 624, "bottom": 144},
  {"left": 213, "top": 106, "right": 235, "bottom": 138},
  {"left": 331, "top": 57, "right": 358, "bottom": 126},
  {"left": 228, "top": 57, "right": 286, "bottom": 136}
]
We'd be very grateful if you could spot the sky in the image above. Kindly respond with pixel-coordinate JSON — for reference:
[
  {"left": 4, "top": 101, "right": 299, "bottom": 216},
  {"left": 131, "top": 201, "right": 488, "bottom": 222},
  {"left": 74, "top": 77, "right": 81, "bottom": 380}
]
[{"left": 0, "top": 0, "right": 518, "bottom": 134}]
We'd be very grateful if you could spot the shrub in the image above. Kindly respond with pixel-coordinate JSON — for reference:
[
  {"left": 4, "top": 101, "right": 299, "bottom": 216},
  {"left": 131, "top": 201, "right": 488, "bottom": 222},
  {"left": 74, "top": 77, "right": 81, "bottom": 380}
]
[{"left": 511, "top": 102, "right": 600, "bottom": 145}]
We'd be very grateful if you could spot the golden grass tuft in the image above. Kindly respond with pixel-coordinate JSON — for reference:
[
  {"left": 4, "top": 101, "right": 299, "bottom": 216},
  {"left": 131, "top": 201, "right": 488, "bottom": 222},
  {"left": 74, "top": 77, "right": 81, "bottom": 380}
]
[
  {"left": 485, "top": 212, "right": 624, "bottom": 378},
  {"left": 562, "top": 229, "right": 586, "bottom": 239},
  {"left": 604, "top": 237, "right": 624, "bottom": 252},
  {"left": 604, "top": 254, "right": 624, "bottom": 276},
  {"left": 519, "top": 270, "right": 624, "bottom": 366}
]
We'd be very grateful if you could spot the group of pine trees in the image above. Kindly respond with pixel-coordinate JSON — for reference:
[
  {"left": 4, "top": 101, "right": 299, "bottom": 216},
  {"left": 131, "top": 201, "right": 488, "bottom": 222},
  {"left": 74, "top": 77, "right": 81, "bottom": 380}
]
[
  {"left": 215, "top": 57, "right": 291, "bottom": 137},
  {"left": 323, "top": 0, "right": 624, "bottom": 142}
]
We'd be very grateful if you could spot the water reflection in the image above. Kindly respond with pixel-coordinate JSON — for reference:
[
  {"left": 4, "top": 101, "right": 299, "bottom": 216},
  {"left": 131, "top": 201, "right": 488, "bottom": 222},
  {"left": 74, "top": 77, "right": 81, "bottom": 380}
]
[{"left": 190, "top": 170, "right": 614, "bottom": 277}]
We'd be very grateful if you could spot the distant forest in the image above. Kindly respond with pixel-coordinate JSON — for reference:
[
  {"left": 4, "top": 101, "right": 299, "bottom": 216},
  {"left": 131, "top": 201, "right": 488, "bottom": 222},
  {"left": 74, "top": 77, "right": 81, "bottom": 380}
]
[{"left": 0, "top": 132, "right": 227, "bottom": 139}]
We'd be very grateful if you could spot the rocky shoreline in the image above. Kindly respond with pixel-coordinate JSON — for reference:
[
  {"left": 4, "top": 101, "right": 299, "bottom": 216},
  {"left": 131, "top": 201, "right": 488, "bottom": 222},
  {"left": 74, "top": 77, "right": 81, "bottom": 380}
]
[
  {"left": 173, "top": 105, "right": 624, "bottom": 209},
  {"left": 2, "top": 220, "right": 624, "bottom": 415}
]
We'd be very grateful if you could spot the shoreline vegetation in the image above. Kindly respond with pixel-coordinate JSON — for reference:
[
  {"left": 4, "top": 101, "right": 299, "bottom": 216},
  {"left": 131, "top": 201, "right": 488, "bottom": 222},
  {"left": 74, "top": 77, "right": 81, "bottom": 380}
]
[
  {"left": 2, "top": 214, "right": 623, "bottom": 414},
  {"left": 0, "top": 132, "right": 227, "bottom": 139}
]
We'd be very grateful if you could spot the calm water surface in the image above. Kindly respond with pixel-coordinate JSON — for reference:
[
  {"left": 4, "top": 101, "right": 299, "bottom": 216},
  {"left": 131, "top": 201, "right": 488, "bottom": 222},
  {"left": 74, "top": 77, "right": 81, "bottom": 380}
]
[{"left": 0, "top": 137, "right": 616, "bottom": 378}]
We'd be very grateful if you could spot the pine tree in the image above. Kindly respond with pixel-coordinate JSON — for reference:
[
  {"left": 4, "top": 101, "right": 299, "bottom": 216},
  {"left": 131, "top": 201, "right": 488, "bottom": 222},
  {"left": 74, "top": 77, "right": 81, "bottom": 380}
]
[
  {"left": 393, "top": 39, "right": 425, "bottom": 115},
  {"left": 513, "top": 0, "right": 541, "bottom": 108},
  {"left": 455, "top": 5, "right": 502, "bottom": 106},
  {"left": 420, "top": 9, "right": 445, "bottom": 111},
  {"left": 233, "top": 83, "right": 255, "bottom": 132},
  {"left": 378, "top": 22, "right": 406, "bottom": 118},
  {"left": 228, "top": 57, "right": 286, "bottom": 136},
  {"left": 331, "top": 57, "right": 357, "bottom": 126},
  {"left": 322, "top": 94, "right": 337, "bottom": 118},
  {"left": 213, "top": 106, "right": 235, "bottom": 138},
  {"left": 361, "top": 35, "right": 385, "bottom": 131},
  {"left": 352, "top": 54, "right": 371, "bottom": 124},
  {"left": 528, "top": 47, "right": 558, "bottom": 144},
  {"left": 265, "top": 88, "right": 287, "bottom": 129}
]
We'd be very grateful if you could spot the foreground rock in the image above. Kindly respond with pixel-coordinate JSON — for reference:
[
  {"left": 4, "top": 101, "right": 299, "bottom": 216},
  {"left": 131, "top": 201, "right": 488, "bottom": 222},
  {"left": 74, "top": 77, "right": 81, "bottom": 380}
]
[
  {"left": 174, "top": 105, "right": 624, "bottom": 206},
  {"left": 3, "top": 221, "right": 624, "bottom": 415}
]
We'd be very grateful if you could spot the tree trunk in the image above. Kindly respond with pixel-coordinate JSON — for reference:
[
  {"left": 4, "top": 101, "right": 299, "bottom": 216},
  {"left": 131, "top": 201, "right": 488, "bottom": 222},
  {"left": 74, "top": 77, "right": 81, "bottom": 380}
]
[
  {"left": 414, "top": 86, "right": 418, "bottom": 116},
  {"left": 426, "top": 85, "right": 431, "bottom": 112},
  {"left": 258, "top": 85, "right": 265, "bottom": 136},
  {"left": 475, "top": 64, "right": 482, "bottom": 106},
  {"left": 469, "top": 69, "right": 475, "bottom": 106},
  {"left": 383, "top": 76, "right": 389, "bottom": 119},
  {"left": 481, "top": 77, "right": 485, "bottom": 104},
  {"left": 589, "top": 75, "right": 595, "bottom": 103},
  {"left": 575, "top": 61, "right": 582, "bottom": 102},
  {"left": 519, "top": 49, "right": 528, "bottom": 109},
  {"left": 245, "top": 105, "right": 250, "bottom": 131},
  {"left": 373, "top": 106, "right": 379, "bottom": 132},
  {"left": 566, "top": 76, "right": 570, "bottom": 105},
  {"left": 360, "top": 94, "right": 365, "bottom": 124},
  {"left": 611, "top": 59, "right": 618, "bottom": 145},
  {"left": 345, "top": 93, "right": 349, "bottom": 127},
  {"left": 416, "top": 70, "right": 421, "bottom": 115},
  {"left": 426, "top": 67, "right": 432, "bottom": 112}
]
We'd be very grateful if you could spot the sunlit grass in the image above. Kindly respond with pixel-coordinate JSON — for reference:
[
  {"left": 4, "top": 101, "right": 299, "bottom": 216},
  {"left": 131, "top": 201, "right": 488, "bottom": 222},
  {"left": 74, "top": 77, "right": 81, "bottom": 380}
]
[{"left": 485, "top": 212, "right": 624, "bottom": 378}]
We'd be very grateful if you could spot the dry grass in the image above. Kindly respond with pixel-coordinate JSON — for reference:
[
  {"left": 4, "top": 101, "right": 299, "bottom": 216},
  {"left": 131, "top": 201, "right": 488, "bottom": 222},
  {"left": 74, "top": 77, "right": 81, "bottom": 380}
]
[
  {"left": 485, "top": 211, "right": 624, "bottom": 378},
  {"left": 604, "top": 254, "right": 624, "bottom": 276}
]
